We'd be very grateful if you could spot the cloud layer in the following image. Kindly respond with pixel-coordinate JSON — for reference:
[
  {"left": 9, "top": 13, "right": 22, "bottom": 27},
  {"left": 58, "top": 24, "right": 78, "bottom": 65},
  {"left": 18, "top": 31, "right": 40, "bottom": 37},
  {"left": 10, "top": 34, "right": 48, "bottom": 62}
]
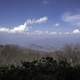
[
  {"left": 63, "top": 13, "right": 80, "bottom": 26},
  {"left": 63, "top": 13, "right": 80, "bottom": 22},
  {"left": 0, "top": 16, "right": 48, "bottom": 33},
  {"left": 0, "top": 15, "right": 80, "bottom": 35},
  {"left": 24, "top": 29, "right": 80, "bottom": 35}
]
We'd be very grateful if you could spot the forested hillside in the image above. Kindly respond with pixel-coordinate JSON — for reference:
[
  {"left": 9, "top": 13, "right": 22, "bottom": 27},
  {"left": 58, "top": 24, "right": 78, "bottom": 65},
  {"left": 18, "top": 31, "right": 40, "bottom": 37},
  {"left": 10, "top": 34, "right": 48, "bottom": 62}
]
[{"left": 0, "top": 44, "right": 80, "bottom": 65}]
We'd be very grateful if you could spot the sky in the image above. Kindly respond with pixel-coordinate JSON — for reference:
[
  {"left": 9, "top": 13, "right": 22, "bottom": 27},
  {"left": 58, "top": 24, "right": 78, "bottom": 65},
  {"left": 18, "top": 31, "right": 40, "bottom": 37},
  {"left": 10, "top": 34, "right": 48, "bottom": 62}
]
[{"left": 0, "top": 0, "right": 80, "bottom": 34}]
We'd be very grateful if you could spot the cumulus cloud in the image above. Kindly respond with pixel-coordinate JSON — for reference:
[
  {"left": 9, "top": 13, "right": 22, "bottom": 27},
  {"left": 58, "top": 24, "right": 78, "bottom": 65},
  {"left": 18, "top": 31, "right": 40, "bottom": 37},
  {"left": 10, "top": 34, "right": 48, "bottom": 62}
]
[
  {"left": 0, "top": 22, "right": 28, "bottom": 33},
  {"left": 0, "top": 28, "right": 9, "bottom": 32},
  {"left": 72, "top": 29, "right": 80, "bottom": 34},
  {"left": 0, "top": 16, "right": 48, "bottom": 33},
  {"left": 1, "top": 15, "right": 80, "bottom": 35}
]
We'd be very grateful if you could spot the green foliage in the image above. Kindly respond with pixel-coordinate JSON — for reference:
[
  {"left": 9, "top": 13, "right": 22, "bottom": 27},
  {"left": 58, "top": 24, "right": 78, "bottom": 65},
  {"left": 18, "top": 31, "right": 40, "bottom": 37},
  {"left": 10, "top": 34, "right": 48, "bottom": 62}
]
[
  {"left": 0, "top": 44, "right": 80, "bottom": 80},
  {"left": 0, "top": 57, "right": 79, "bottom": 80}
]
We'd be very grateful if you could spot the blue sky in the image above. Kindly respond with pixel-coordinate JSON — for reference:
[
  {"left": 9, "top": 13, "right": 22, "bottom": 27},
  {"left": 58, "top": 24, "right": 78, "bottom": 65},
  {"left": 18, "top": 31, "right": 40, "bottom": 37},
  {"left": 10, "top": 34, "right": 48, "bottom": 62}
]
[{"left": 0, "top": 0, "right": 80, "bottom": 34}]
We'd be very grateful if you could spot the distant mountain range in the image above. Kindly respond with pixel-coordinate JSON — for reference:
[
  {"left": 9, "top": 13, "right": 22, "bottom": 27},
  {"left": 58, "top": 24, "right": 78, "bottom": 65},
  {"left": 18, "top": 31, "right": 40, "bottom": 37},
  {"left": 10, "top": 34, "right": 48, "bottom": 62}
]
[{"left": 0, "top": 33, "right": 80, "bottom": 51}]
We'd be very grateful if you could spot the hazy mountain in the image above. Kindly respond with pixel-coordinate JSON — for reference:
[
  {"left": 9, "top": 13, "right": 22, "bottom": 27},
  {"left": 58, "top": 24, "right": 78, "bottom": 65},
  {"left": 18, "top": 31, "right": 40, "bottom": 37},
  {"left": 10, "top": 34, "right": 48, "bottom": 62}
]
[{"left": 0, "top": 33, "right": 80, "bottom": 51}]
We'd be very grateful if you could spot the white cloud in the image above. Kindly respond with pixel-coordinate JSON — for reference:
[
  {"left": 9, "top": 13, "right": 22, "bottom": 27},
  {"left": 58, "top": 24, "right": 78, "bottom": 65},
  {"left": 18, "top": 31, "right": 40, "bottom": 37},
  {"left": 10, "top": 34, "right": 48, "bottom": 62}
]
[
  {"left": 26, "top": 30, "right": 80, "bottom": 35},
  {"left": 1, "top": 15, "right": 80, "bottom": 35},
  {"left": 64, "top": 32, "right": 71, "bottom": 35},
  {"left": 0, "top": 16, "right": 48, "bottom": 33},
  {"left": 54, "top": 23, "right": 60, "bottom": 27},
  {"left": 49, "top": 32, "right": 57, "bottom": 35},
  {"left": 0, "top": 22, "right": 28, "bottom": 33},
  {"left": 33, "top": 30, "right": 49, "bottom": 35},
  {"left": 34, "top": 30, "right": 43, "bottom": 35},
  {"left": 55, "top": 23, "right": 59, "bottom": 26},
  {"left": 34, "top": 16, "right": 48, "bottom": 24},
  {"left": 25, "top": 30, "right": 58, "bottom": 35},
  {"left": 63, "top": 13, "right": 80, "bottom": 22},
  {"left": 72, "top": 29, "right": 80, "bottom": 34},
  {"left": 0, "top": 28, "right": 9, "bottom": 32},
  {"left": 26, "top": 16, "right": 48, "bottom": 25},
  {"left": 63, "top": 13, "right": 80, "bottom": 26},
  {"left": 31, "top": 30, "right": 80, "bottom": 35}
]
